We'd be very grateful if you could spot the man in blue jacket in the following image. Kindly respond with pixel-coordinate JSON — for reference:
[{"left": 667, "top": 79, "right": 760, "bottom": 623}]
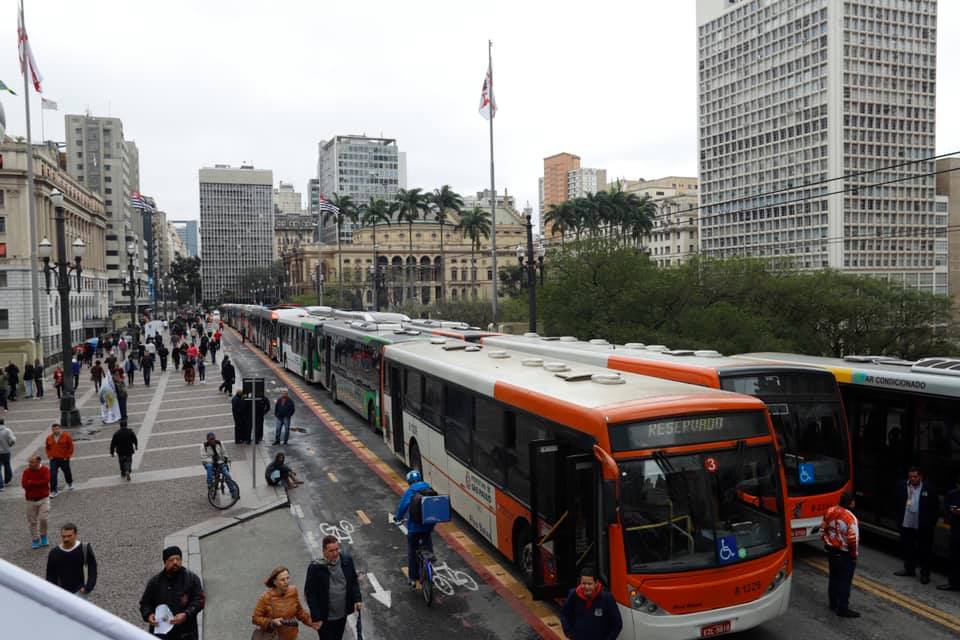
[
  {"left": 273, "top": 389, "right": 296, "bottom": 445},
  {"left": 394, "top": 470, "right": 435, "bottom": 588},
  {"left": 560, "top": 566, "right": 622, "bottom": 640}
]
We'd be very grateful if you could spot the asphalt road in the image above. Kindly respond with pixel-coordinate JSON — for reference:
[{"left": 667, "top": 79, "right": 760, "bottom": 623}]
[{"left": 223, "top": 328, "right": 960, "bottom": 640}]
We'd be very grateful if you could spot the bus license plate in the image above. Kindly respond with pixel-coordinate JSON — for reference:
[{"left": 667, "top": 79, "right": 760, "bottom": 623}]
[
  {"left": 701, "top": 621, "right": 732, "bottom": 637},
  {"left": 792, "top": 527, "right": 808, "bottom": 538}
]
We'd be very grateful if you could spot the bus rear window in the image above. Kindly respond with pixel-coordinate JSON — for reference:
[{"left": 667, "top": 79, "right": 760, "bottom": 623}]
[{"left": 609, "top": 412, "right": 768, "bottom": 451}]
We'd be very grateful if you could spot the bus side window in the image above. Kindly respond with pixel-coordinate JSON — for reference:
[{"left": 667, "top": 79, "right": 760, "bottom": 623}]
[
  {"left": 506, "top": 414, "right": 548, "bottom": 507},
  {"left": 444, "top": 385, "right": 473, "bottom": 463},
  {"left": 474, "top": 398, "right": 506, "bottom": 486},
  {"left": 422, "top": 376, "right": 443, "bottom": 427},
  {"left": 405, "top": 370, "right": 422, "bottom": 416},
  {"left": 383, "top": 363, "right": 391, "bottom": 395}
]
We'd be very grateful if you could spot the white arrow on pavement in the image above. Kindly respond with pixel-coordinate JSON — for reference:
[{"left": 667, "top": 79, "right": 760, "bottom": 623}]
[
  {"left": 388, "top": 513, "right": 407, "bottom": 535},
  {"left": 367, "top": 572, "right": 391, "bottom": 608}
]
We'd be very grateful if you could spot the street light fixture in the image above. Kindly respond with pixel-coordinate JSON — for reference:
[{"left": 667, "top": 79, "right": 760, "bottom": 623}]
[
  {"left": 39, "top": 188, "right": 83, "bottom": 426},
  {"left": 516, "top": 213, "right": 541, "bottom": 334},
  {"left": 125, "top": 242, "right": 141, "bottom": 350}
]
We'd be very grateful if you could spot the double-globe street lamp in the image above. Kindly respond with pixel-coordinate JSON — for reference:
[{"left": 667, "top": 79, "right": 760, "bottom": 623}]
[
  {"left": 38, "top": 189, "right": 84, "bottom": 427},
  {"left": 125, "top": 242, "right": 142, "bottom": 350},
  {"left": 515, "top": 213, "right": 546, "bottom": 334},
  {"left": 312, "top": 265, "right": 324, "bottom": 306}
]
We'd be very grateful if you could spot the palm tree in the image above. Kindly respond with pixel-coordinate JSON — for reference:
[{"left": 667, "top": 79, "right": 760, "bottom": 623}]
[
  {"left": 454, "top": 206, "right": 491, "bottom": 298},
  {"left": 360, "top": 197, "right": 393, "bottom": 309},
  {"left": 624, "top": 192, "right": 656, "bottom": 250},
  {"left": 324, "top": 193, "right": 358, "bottom": 308},
  {"left": 429, "top": 185, "right": 464, "bottom": 304},
  {"left": 544, "top": 201, "right": 576, "bottom": 249},
  {"left": 394, "top": 187, "right": 429, "bottom": 303}
]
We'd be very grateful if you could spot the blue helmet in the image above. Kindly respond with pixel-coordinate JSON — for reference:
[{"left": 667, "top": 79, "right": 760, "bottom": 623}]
[{"left": 406, "top": 470, "right": 422, "bottom": 485}]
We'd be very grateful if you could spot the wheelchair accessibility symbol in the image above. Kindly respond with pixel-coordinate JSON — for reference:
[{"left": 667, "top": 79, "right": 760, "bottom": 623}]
[
  {"left": 717, "top": 535, "right": 739, "bottom": 565},
  {"left": 799, "top": 463, "right": 815, "bottom": 485}
]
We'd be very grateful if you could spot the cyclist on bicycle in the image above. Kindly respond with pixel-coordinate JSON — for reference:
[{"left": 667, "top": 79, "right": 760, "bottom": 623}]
[
  {"left": 394, "top": 470, "right": 436, "bottom": 588},
  {"left": 200, "top": 432, "right": 233, "bottom": 487}
]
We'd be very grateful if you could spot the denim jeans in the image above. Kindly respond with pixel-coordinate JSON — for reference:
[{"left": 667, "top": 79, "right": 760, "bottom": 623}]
[
  {"left": 49, "top": 458, "right": 73, "bottom": 492},
  {"left": 24, "top": 380, "right": 34, "bottom": 398},
  {"left": 407, "top": 531, "right": 433, "bottom": 582},
  {"left": 204, "top": 463, "right": 233, "bottom": 486},
  {"left": 275, "top": 416, "right": 291, "bottom": 443},
  {"left": 0, "top": 452, "right": 12, "bottom": 487}
]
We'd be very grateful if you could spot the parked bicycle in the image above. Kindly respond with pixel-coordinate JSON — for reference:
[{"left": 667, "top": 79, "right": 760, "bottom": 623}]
[{"left": 208, "top": 460, "right": 239, "bottom": 509}]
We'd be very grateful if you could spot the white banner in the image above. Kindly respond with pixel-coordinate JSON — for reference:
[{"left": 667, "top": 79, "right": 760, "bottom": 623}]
[{"left": 99, "top": 370, "right": 121, "bottom": 424}]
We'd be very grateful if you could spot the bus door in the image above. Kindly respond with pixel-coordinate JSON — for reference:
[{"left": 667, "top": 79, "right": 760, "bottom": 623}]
[
  {"left": 529, "top": 442, "right": 598, "bottom": 599},
  {"left": 390, "top": 365, "right": 405, "bottom": 456},
  {"left": 323, "top": 335, "right": 332, "bottom": 388}
]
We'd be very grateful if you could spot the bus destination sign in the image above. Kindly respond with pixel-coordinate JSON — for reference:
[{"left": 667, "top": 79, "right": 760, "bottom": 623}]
[{"left": 609, "top": 412, "right": 768, "bottom": 451}]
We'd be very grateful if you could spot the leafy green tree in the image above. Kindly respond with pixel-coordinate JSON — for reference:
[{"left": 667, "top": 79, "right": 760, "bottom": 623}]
[
  {"left": 453, "top": 206, "right": 491, "bottom": 298},
  {"left": 394, "top": 188, "right": 429, "bottom": 303},
  {"left": 429, "top": 185, "right": 464, "bottom": 304},
  {"left": 544, "top": 201, "right": 576, "bottom": 248},
  {"left": 169, "top": 256, "right": 202, "bottom": 305}
]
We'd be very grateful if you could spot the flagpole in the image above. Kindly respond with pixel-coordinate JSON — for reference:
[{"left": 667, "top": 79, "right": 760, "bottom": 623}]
[
  {"left": 21, "top": 0, "right": 43, "bottom": 361},
  {"left": 487, "top": 40, "right": 498, "bottom": 327}
]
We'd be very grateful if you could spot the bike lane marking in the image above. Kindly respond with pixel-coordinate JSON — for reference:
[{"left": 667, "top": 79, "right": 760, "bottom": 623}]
[{"left": 234, "top": 328, "right": 565, "bottom": 639}]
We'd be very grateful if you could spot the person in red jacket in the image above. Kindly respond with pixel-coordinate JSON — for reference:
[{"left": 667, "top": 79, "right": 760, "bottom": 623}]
[
  {"left": 45, "top": 423, "right": 75, "bottom": 496},
  {"left": 52, "top": 365, "right": 65, "bottom": 399},
  {"left": 21, "top": 455, "right": 51, "bottom": 549}
]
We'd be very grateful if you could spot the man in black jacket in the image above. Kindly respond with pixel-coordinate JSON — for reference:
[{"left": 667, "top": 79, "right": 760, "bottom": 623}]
[
  {"left": 232, "top": 390, "right": 250, "bottom": 444},
  {"left": 939, "top": 474, "right": 960, "bottom": 591},
  {"left": 305, "top": 535, "right": 362, "bottom": 640},
  {"left": 219, "top": 356, "right": 236, "bottom": 395},
  {"left": 560, "top": 566, "right": 622, "bottom": 640},
  {"left": 139, "top": 546, "right": 204, "bottom": 640},
  {"left": 109, "top": 420, "right": 138, "bottom": 481},
  {"left": 46, "top": 522, "right": 97, "bottom": 597},
  {"left": 253, "top": 395, "right": 270, "bottom": 444},
  {"left": 894, "top": 466, "right": 939, "bottom": 584}
]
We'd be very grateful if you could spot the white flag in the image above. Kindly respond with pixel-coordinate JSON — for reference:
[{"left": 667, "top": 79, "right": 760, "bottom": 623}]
[
  {"left": 99, "top": 370, "right": 122, "bottom": 424},
  {"left": 17, "top": 6, "right": 43, "bottom": 93},
  {"left": 478, "top": 62, "right": 496, "bottom": 120},
  {"left": 41, "top": 97, "right": 57, "bottom": 110}
]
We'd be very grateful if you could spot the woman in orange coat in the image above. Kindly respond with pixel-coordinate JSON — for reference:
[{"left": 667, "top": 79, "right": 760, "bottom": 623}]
[{"left": 252, "top": 566, "right": 316, "bottom": 639}]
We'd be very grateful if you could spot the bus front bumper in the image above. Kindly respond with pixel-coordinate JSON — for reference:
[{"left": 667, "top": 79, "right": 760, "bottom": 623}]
[
  {"left": 619, "top": 576, "right": 792, "bottom": 640},
  {"left": 790, "top": 516, "right": 825, "bottom": 542}
]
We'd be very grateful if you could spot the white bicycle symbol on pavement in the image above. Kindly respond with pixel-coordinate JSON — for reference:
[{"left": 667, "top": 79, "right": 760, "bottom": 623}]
[
  {"left": 430, "top": 562, "right": 479, "bottom": 596},
  {"left": 319, "top": 520, "right": 355, "bottom": 544}
]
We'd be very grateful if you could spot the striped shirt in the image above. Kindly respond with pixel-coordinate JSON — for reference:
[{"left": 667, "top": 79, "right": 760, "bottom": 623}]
[{"left": 821, "top": 505, "right": 859, "bottom": 558}]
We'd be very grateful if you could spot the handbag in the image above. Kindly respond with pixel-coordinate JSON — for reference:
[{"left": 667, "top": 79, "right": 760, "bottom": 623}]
[{"left": 250, "top": 594, "right": 279, "bottom": 640}]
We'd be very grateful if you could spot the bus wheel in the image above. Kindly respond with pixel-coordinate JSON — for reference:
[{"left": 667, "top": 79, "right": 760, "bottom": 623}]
[
  {"left": 408, "top": 441, "right": 423, "bottom": 475},
  {"left": 330, "top": 377, "right": 340, "bottom": 404},
  {"left": 513, "top": 523, "right": 533, "bottom": 586}
]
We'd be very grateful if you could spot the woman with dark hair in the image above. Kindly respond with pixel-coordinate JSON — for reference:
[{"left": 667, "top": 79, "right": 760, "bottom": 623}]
[
  {"left": 252, "top": 566, "right": 316, "bottom": 639},
  {"left": 265, "top": 453, "right": 303, "bottom": 489}
]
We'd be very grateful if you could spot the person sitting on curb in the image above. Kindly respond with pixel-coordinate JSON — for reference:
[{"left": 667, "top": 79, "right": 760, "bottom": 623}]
[{"left": 265, "top": 453, "right": 303, "bottom": 489}]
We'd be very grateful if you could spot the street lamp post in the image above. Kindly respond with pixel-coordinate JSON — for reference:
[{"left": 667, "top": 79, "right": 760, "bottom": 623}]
[
  {"left": 517, "top": 213, "right": 539, "bottom": 334},
  {"left": 39, "top": 189, "right": 84, "bottom": 427},
  {"left": 126, "top": 243, "right": 141, "bottom": 351},
  {"left": 313, "top": 265, "right": 324, "bottom": 306}
]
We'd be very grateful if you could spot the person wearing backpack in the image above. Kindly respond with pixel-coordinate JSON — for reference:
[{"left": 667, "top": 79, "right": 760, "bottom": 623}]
[
  {"left": 394, "top": 470, "right": 437, "bottom": 588},
  {"left": 45, "top": 522, "right": 97, "bottom": 598},
  {"left": 125, "top": 354, "right": 138, "bottom": 386}
]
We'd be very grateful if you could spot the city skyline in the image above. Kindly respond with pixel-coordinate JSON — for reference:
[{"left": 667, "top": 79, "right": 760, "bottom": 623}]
[{"left": 2, "top": 2, "right": 957, "bottom": 229}]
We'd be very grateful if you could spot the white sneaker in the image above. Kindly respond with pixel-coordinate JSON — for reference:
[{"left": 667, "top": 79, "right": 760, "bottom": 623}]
[
  {"left": 50, "top": 491, "right": 58, "bottom": 498},
  {"left": 67, "top": 484, "right": 74, "bottom": 491}
]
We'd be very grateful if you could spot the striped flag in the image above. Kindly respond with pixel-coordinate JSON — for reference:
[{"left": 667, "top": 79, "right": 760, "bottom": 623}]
[
  {"left": 41, "top": 97, "right": 57, "bottom": 110},
  {"left": 318, "top": 197, "right": 340, "bottom": 214},
  {"left": 17, "top": 5, "right": 43, "bottom": 93},
  {"left": 478, "top": 62, "right": 496, "bottom": 120},
  {"left": 130, "top": 191, "right": 154, "bottom": 212}
]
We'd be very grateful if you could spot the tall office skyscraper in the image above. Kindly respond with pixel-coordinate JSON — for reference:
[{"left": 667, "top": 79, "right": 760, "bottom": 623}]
[
  {"left": 696, "top": 0, "right": 945, "bottom": 294},
  {"left": 316, "top": 135, "right": 406, "bottom": 244},
  {"left": 65, "top": 114, "right": 144, "bottom": 307},
  {"left": 170, "top": 220, "right": 200, "bottom": 258},
  {"left": 199, "top": 165, "right": 274, "bottom": 303}
]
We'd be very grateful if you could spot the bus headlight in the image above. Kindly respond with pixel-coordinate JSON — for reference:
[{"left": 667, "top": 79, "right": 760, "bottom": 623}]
[
  {"left": 768, "top": 563, "right": 788, "bottom": 593},
  {"left": 629, "top": 589, "right": 646, "bottom": 609}
]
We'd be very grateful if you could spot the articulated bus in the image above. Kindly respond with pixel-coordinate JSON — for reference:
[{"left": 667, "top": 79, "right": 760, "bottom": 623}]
[
  {"left": 402, "top": 319, "right": 500, "bottom": 344},
  {"left": 481, "top": 335, "right": 852, "bottom": 542},
  {"left": 381, "top": 340, "right": 791, "bottom": 639},
  {"left": 322, "top": 321, "right": 426, "bottom": 429},
  {"left": 740, "top": 352, "right": 960, "bottom": 556},
  {"left": 277, "top": 313, "right": 336, "bottom": 385}
]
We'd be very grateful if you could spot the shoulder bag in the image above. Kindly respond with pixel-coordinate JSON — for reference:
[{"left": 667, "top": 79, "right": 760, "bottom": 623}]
[{"left": 250, "top": 592, "right": 279, "bottom": 640}]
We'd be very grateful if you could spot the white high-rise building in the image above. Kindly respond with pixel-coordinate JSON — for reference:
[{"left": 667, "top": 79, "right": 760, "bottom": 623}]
[
  {"left": 199, "top": 165, "right": 274, "bottom": 304},
  {"left": 696, "top": 0, "right": 945, "bottom": 294},
  {"left": 316, "top": 135, "right": 406, "bottom": 244}
]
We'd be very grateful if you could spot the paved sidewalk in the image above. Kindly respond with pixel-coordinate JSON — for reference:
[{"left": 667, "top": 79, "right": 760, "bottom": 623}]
[{"left": 0, "top": 332, "right": 283, "bottom": 627}]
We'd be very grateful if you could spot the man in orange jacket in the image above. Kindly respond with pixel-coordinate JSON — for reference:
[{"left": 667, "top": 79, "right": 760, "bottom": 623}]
[
  {"left": 45, "top": 423, "right": 75, "bottom": 496},
  {"left": 821, "top": 492, "right": 860, "bottom": 618}
]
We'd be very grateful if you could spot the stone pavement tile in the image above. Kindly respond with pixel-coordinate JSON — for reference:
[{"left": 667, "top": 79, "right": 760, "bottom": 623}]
[
  {"left": 0, "top": 476, "right": 218, "bottom": 626},
  {"left": 150, "top": 428, "right": 235, "bottom": 449},
  {"left": 138, "top": 445, "right": 250, "bottom": 474},
  {"left": 153, "top": 416, "right": 234, "bottom": 434}
]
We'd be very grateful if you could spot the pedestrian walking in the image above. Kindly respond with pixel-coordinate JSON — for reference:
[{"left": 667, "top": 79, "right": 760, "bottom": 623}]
[
  {"left": 33, "top": 359, "right": 45, "bottom": 398},
  {"left": 186, "top": 343, "right": 199, "bottom": 363},
  {"left": 274, "top": 389, "right": 296, "bottom": 445},
  {"left": 197, "top": 358, "right": 206, "bottom": 383},
  {"left": 125, "top": 354, "right": 138, "bottom": 386},
  {"left": 0, "top": 370, "right": 8, "bottom": 411},
  {"left": 254, "top": 395, "right": 270, "bottom": 444},
  {"left": 0, "top": 418, "right": 16, "bottom": 491},
  {"left": 91, "top": 360, "right": 104, "bottom": 392},
  {"left": 158, "top": 343, "right": 169, "bottom": 372},
  {"left": 45, "top": 423, "right": 75, "bottom": 496},
  {"left": 109, "top": 419, "right": 138, "bottom": 481},
  {"left": 559, "top": 566, "right": 623, "bottom": 640},
  {"left": 23, "top": 361, "right": 35, "bottom": 398},
  {"left": 172, "top": 343, "right": 181, "bottom": 371},
  {"left": 22, "top": 455, "right": 51, "bottom": 549},
  {"left": 114, "top": 370, "right": 129, "bottom": 421},
  {"left": 252, "top": 566, "right": 316, "bottom": 639},
  {"left": 304, "top": 536, "right": 362, "bottom": 640},
  {"left": 53, "top": 365, "right": 64, "bottom": 399},
  {"left": 209, "top": 338, "right": 218, "bottom": 365},
  {"left": 199, "top": 334, "right": 209, "bottom": 362},
  {"left": 139, "top": 546, "right": 204, "bottom": 640},
  {"left": 183, "top": 359, "right": 196, "bottom": 385},
  {"left": 141, "top": 352, "right": 155, "bottom": 387},
  {"left": 895, "top": 466, "right": 939, "bottom": 584},
  {"left": 219, "top": 356, "right": 236, "bottom": 395},
  {"left": 71, "top": 357, "right": 82, "bottom": 391},
  {"left": 232, "top": 390, "right": 250, "bottom": 444},
  {"left": 46, "top": 522, "right": 97, "bottom": 598},
  {"left": 821, "top": 492, "right": 861, "bottom": 617},
  {"left": 938, "top": 474, "right": 960, "bottom": 592},
  {"left": 118, "top": 337, "right": 128, "bottom": 360},
  {"left": 6, "top": 360, "right": 20, "bottom": 400}
]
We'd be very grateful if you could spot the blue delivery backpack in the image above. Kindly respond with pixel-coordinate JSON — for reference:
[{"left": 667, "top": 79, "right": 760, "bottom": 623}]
[{"left": 420, "top": 494, "right": 451, "bottom": 524}]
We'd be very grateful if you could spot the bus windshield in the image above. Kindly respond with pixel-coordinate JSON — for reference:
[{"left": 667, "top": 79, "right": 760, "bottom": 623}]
[
  {"left": 618, "top": 444, "right": 785, "bottom": 574},
  {"left": 720, "top": 373, "right": 849, "bottom": 496}
]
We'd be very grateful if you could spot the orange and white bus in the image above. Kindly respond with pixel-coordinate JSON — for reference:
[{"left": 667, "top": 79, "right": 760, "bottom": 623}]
[
  {"left": 481, "top": 335, "right": 853, "bottom": 543},
  {"left": 381, "top": 340, "right": 791, "bottom": 639},
  {"left": 402, "top": 318, "right": 499, "bottom": 343}
]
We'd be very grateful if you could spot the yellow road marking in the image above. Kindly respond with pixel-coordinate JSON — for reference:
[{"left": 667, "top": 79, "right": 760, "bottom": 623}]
[
  {"left": 804, "top": 558, "right": 960, "bottom": 632},
  {"left": 327, "top": 472, "right": 338, "bottom": 483},
  {"left": 356, "top": 510, "right": 371, "bottom": 525}
]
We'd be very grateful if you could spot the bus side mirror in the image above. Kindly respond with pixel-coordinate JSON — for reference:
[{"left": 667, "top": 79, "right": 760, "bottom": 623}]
[{"left": 603, "top": 479, "right": 618, "bottom": 526}]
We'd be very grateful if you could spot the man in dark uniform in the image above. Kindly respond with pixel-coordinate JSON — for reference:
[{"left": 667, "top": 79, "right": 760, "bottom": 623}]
[
  {"left": 938, "top": 474, "right": 960, "bottom": 591},
  {"left": 894, "top": 466, "right": 939, "bottom": 584}
]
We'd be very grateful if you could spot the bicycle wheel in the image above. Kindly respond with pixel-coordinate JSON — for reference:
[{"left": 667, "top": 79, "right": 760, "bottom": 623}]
[
  {"left": 208, "top": 476, "right": 239, "bottom": 510},
  {"left": 421, "top": 557, "right": 434, "bottom": 606}
]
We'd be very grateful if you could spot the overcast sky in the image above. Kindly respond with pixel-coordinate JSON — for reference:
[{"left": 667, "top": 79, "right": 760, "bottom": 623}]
[{"left": 2, "top": 0, "right": 959, "bottom": 225}]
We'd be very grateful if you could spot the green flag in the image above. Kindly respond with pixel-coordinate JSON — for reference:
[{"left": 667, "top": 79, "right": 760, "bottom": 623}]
[{"left": 0, "top": 80, "right": 16, "bottom": 95}]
